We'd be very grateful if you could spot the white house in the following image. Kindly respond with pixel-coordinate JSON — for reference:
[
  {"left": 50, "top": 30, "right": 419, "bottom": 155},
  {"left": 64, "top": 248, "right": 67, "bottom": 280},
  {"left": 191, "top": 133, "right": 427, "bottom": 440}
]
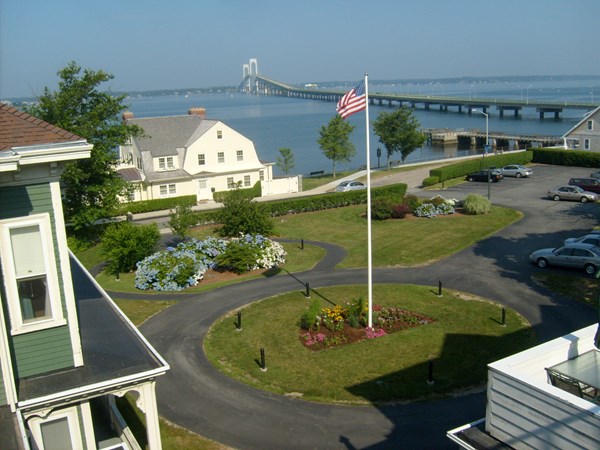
[
  {"left": 562, "top": 105, "right": 600, "bottom": 151},
  {"left": 117, "top": 108, "right": 299, "bottom": 202},
  {"left": 448, "top": 324, "right": 600, "bottom": 449}
]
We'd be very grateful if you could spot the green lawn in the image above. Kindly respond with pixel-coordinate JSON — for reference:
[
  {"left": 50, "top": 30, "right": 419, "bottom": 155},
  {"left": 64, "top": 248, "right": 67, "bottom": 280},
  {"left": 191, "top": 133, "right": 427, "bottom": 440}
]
[
  {"left": 274, "top": 205, "right": 522, "bottom": 268},
  {"left": 204, "top": 284, "right": 536, "bottom": 405}
]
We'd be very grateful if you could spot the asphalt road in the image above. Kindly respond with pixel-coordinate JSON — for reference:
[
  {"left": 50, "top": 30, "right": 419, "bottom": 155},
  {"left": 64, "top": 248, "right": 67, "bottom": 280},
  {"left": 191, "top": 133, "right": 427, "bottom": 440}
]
[{"left": 139, "top": 164, "right": 598, "bottom": 450}]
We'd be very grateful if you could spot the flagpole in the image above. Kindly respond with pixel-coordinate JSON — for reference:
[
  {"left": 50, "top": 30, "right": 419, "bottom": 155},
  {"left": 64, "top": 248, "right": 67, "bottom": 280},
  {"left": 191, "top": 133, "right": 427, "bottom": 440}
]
[{"left": 364, "top": 73, "right": 373, "bottom": 328}]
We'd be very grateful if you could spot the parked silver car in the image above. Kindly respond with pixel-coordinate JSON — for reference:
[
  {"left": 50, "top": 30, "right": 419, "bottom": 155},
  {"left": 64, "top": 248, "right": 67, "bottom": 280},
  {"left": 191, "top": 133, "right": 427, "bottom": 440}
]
[
  {"left": 547, "top": 185, "right": 597, "bottom": 203},
  {"left": 499, "top": 164, "right": 533, "bottom": 178},
  {"left": 335, "top": 180, "right": 366, "bottom": 192},
  {"left": 564, "top": 234, "right": 600, "bottom": 247},
  {"left": 529, "top": 243, "right": 600, "bottom": 275}
]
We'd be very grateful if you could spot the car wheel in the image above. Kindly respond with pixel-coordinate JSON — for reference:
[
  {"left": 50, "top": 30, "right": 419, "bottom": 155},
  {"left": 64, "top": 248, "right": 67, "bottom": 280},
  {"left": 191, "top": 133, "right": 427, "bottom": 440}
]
[
  {"left": 584, "top": 264, "right": 597, "bottom": 275},
  {"left": 536, "top": 258, "right": 548, "bottom": 269},
  {"left": 553, "top": 195, "right": 560, "bottom": 201},
  {"left": 468, "top": 177, "right": 474, "bottom": 182},
  {"left": 581, "top": 196, "right": 589, "bottom": 203},
  {"left": 516, "top": 173, "right": 522, "bottom": 178}
]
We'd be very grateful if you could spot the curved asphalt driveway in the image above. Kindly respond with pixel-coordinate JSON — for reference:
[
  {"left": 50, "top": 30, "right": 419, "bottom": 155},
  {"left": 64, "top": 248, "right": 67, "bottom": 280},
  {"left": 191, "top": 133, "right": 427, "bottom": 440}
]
[{"left": 139, "top": 164, "right": 597, "bottom": 450}]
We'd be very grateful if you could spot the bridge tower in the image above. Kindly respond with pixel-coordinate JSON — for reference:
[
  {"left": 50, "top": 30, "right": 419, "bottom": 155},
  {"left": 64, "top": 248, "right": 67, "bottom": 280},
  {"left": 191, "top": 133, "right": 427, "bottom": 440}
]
[{"left": 241, "top": 58, "right": 259, "bottom": 94}]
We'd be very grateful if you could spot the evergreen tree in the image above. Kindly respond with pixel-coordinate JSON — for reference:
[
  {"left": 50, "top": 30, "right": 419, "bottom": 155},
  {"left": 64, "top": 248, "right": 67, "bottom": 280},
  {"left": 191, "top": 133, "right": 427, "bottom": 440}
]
[
  {"left": 318, "top": 115, "right": 356, "bottom": 178},
  {"left": 276, "top": 147, "right": 295, "bottom": 174},
  {"left": 26, "top": 61, "right": 142, "bottom": 236}
]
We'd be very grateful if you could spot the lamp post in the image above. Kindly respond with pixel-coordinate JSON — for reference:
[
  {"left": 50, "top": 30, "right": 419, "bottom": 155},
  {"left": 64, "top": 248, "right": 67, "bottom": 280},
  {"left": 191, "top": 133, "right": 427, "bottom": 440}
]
[{"left": 473, "top": 109, "right": 491, "bottom": 199}]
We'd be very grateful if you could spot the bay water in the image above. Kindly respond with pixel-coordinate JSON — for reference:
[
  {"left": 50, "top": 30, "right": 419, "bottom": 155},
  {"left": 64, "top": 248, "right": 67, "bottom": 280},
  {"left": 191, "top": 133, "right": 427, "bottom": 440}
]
[{"left": 126, "top": 77, "right": 600, "bottom": 176}]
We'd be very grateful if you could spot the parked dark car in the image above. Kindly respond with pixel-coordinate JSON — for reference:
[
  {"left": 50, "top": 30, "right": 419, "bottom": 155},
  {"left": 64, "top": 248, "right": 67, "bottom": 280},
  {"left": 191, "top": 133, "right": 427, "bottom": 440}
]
[
  {"left": 568, "top": 177, "right": 600, "bottom": 193},
  {"left": 466, "top": 170, "right": 503, "bottom": 182},
  {"left": 590, "top": 171, "right": 600, "bottom": 180}
]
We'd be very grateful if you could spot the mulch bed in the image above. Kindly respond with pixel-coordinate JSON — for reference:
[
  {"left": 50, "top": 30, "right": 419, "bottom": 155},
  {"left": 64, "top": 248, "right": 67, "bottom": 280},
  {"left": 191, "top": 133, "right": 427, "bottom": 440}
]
[{"left": 299, "top": 309, "right": 434, "bottom": 351}]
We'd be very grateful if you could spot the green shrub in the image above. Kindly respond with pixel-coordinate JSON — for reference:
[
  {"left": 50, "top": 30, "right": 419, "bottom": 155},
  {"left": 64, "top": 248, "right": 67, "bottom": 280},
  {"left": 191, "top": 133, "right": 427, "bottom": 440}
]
[
  {"left": 422, "top": 175, "right": 440, "bottom": 187},
  {"left": 532, "top": 147, "right": 600, "bottom": 168},
  {"left": 371, "top": 198, "right": 394, "bottom": 220},
  {"left": 463, "top": 194, "right": 491, "bottom": 215},
  {"left": 300, "top": 298, "right": 321, "bottom": 330},
  {"left": 217, "top": 187, "right": 274, "bottom": 237},
  {"left": 102, "top": 222, "right": 160, "bottom": 277},
  {"left": 215, "top": 240, "right": 261, "bottom": 274},
  {"left": 424, "top": 194, "right": 446, "bottom": 207},
  {"left": 402, "top": 194, "right": 420, "bottom": 212},
  {"left": 116, "top": 195, "right": 197, "bottom": 215}
]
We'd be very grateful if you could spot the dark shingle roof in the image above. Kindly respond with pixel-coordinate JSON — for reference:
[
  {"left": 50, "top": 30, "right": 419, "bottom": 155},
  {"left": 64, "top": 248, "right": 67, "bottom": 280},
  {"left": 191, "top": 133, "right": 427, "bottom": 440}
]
[{"left": 0, "top": 102, "right": 84, "bottom": 151}]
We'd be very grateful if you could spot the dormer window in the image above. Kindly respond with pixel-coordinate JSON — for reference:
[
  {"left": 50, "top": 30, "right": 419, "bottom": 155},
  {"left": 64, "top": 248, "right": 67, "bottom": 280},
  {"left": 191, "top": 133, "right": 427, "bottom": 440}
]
[
  {"left": 158, "top": 156, "right": 175, "bottom": 171},
  {"left": 0, "top": 214, "right": 65, "bottom": 334}
]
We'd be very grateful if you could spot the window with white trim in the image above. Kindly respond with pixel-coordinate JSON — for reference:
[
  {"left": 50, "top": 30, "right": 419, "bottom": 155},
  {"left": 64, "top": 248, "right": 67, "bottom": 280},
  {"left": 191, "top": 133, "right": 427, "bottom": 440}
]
[
  {"left": 585, "top": 138, "right": 591, "bottom": 150},
  {"left": 259, "top": 170, "right": 265, "bottom": 181},
  {"left": 244, "top": 175, "right": 251, "bottom": 187},
  {"left": 158, "top": 156, "right": 175, "bottom": 170},
  {"left": 217, "top": 130, "right": 223, "bottom": 139},
  {"left": 159, "top": 184, "right": 176, "bottom": 197},
  {"left": 27, "top": 406, "right": 82, "bottom": 450},
  {"left": 227, "top": 177, "right": 235, "bottom": 189},
  {"left": 0, "top": 214, "right": 65, "bottom": 334},
  {"left": 218, "top": 152, "right": 225, "bottom": 163},
  {"left": 237, "top": 150, "right": 244, "bottom": 161},
  {"left": 588, "top": 120, "right": 593, "bottom": 130},
  {"left": 198, "top": 154, "right": 206, "bottom": 165},
  {"left": 136, "top": 157, "right": 143, "bottom": 170}
]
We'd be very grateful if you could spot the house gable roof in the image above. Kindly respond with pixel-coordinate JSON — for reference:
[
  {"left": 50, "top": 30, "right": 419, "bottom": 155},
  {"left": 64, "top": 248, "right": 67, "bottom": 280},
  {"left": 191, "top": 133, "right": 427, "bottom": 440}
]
[
  {"left": 128, "top": 115, "right": 219, "bottom": 157},
  {"left": 0, "top": 102, "right": 84, "bottom": 151},
  {"left": 562, "top": 105, "right": 600, "bottom": 138}
]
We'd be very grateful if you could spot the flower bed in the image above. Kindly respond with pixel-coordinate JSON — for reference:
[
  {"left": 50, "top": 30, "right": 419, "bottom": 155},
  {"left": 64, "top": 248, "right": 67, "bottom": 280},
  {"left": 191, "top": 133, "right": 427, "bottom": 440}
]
[
  {"left": 135, "top": 234, "right": 286, "bottom": 291},
  {"left": 300, "top": 301, "right": 433, "bottom": 351}
]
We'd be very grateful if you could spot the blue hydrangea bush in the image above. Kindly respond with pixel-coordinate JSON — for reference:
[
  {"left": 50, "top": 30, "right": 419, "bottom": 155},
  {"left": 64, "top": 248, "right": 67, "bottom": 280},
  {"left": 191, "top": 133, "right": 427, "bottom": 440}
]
[
  {"left": 135, "top": 234, "right": 286, "bottom": 291},
  {"left": 414, "top": 196, "right": 456, "bottom": 218}
]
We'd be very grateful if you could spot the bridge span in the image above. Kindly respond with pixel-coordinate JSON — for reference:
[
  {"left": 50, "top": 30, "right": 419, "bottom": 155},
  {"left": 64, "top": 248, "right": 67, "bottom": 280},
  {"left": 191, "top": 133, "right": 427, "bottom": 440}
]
[{"left": 240, "top": 73, "right": 597, "bottom": 120}]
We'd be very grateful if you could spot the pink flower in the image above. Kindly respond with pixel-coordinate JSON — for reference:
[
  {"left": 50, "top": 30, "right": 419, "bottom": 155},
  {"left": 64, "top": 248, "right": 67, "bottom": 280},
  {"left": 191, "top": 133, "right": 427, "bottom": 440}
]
[{"left": 364, "top": 327, "right": 387, "bottom": 339}]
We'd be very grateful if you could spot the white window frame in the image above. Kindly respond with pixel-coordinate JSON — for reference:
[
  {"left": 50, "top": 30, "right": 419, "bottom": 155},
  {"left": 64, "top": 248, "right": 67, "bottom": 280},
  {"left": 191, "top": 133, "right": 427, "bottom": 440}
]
[
  {"left": 227, "top": 177, "right": 235, "bottom": 189},
  {"left": 218, "top": 152, "right": 225, "bottom": 163},
  {"left": 584, "top": 138, "right": 591, "bottom": 150},
  {"left": 0, "top": 214, "right": 65, "bottom": 335},
  {"left": 259, "top": 170, "right": 265, "bottom": 181},
  {"left": 588, "top": 120, "right": 593, "bottom": 131},
  {"left": 136, "top": 157, "right": 143, "bottom": 170},
  {"left": 244, "top": 175, "right": 251, "bottom": 187},
  {"left": 158, "top": 156, "right": 175, "bottom": 171},
  {"left": 217, "top": 130, "right": 223, "bottom": 139},
  {"left": 198, "top": 154, "right": 206, "bottom": 165},
  {"left": 237, "top": 150, "right": 244, "bottom": 161},
  {"left": 159, "top": 184, "right": 177, "bottom": 197},
  {"left": 27, "top": 406, "right": 82, "bottom": 450}
]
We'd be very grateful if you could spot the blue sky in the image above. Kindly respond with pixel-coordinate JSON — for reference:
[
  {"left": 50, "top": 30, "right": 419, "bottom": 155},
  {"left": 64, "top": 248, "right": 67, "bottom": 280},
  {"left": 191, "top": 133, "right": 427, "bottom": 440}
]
[{"left": 2, "top": 0, "right": 599, "bottom": 98}]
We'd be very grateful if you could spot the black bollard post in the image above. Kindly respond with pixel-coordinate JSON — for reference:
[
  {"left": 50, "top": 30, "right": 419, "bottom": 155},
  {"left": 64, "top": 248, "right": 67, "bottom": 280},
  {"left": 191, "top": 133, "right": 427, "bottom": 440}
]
[
  {"left": 237, "top": 311, "right": 242, "bottom": 331},
  {"left": 260, "top": 348, "right": 267, "bottom": 371},
  {"left": 501, "top": 307, "right": 506, "bottom": 326},
  {"left": 301, "top": 238, "right": 304, "bottom": 250},
  {"left": 305, "top": 282, "right": 310, "bottom": 298},
  {"left": 427, "top": 360, "right": 434, "bottom": 385},
  {"left": 438, "top": 281, "right": 442, "bottom": 297}
]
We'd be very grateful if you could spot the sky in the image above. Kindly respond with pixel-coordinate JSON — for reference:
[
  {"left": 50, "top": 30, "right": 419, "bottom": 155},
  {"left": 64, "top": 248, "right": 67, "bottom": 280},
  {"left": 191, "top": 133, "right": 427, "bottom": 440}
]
[{"left": 2, "top": 0, "right": 600, "bottom": 98}]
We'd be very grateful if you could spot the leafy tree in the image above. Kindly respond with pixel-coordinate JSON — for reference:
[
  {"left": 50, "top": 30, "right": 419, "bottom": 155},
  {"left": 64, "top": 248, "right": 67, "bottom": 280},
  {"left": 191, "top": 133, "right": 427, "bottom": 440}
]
[
  {"left": 102, "top": 222, "right": 160, "bottom": 279},
  {"left": 276, "top": 147, "right": 295, "bottom": 175},
  {"left": 318, "top": 115, "right": 356, "bottom": 178},
  {"left": 217, "top": 187, "right": 274, "bottom": 237},
  {"left": 372, "top": 107, "right": 426, "bottom": 169},
  {"left": 26, "top": 61, "right": 142, "bottom": 236},
  {"left": 169, "top": 204, "right": 198, "bottom": 240}
]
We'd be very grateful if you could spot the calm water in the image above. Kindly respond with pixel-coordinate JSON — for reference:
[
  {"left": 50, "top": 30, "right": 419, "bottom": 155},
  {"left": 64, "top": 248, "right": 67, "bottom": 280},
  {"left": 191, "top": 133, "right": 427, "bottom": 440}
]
[{"left": 126, "top": 77, "right": 600, "bottom": 176}]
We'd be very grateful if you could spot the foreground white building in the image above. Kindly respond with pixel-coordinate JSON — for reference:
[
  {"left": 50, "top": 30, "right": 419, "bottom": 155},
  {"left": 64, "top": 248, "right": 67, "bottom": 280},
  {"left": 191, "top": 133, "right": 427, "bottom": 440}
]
[
  {"left": 448, "top": 324, "right": 600, "bottom": 449},
  {"left": 562, "top": 105, "right": 600, "bottom": 151},
  {"left": 117, "top": 108, "right": 299, "bottom": 202}
]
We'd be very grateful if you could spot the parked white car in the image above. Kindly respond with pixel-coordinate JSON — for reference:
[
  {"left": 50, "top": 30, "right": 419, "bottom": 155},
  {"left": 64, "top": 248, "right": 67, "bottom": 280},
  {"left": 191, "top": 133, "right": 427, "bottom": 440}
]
[{"left": 499, "top": 164, "right": 533, "bottom": 178}]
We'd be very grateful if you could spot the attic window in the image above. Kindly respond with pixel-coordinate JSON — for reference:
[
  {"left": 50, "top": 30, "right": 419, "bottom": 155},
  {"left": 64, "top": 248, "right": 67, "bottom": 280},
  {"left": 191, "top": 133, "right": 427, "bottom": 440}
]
[
  {"left": 0, "top": 214, "right": 65, "bottom": 334},
  {"left": 588, "top": 120, "right": 593, "bottom": 131},
  {"left": 217, "top": 130, "right": 223, "bottom": 139}
]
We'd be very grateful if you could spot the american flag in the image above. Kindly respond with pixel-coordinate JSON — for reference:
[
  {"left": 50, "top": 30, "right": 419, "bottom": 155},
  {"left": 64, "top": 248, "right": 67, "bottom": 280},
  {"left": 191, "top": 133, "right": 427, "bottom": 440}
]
[{"left": 336, "top": 80, "right": 366, "bottom": 119}]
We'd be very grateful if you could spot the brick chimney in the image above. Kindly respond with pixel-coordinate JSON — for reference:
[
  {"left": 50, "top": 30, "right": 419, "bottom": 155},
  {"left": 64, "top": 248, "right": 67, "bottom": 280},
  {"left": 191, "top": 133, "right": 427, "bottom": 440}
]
[
  {"left": 122, "top": 111, "right": 134, "bottom": 121},
  {"left": 188, "top": 107, "right": 206, "bottom": 119}
]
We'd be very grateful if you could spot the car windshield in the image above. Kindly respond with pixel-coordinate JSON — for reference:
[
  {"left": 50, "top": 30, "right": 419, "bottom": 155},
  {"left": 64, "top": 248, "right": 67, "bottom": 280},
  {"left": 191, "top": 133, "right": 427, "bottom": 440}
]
[
  {"left": 572, "top": 186, "right": 584, "bottom": 193},
  {"left": 338, "top": 181, "right": 350, "bottom": 186},
  {"left": 591, "top": 247, "right": 600, "bottom": 257}
]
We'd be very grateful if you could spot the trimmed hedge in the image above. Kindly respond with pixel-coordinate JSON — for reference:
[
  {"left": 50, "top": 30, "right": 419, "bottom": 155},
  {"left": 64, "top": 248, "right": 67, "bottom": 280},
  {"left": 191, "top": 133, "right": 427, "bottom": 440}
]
[
  {"left": 213, "top": 181, "right": 262, "bottom": 203},
  {"left": 532, "top": 147, "right": 600, "bottom": 168},
  {"left": 429, "top": 150, "right": 534, "bottom": 183},
  {"left": 116, "top": 195, "right": 197, "bottom": 215}
]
